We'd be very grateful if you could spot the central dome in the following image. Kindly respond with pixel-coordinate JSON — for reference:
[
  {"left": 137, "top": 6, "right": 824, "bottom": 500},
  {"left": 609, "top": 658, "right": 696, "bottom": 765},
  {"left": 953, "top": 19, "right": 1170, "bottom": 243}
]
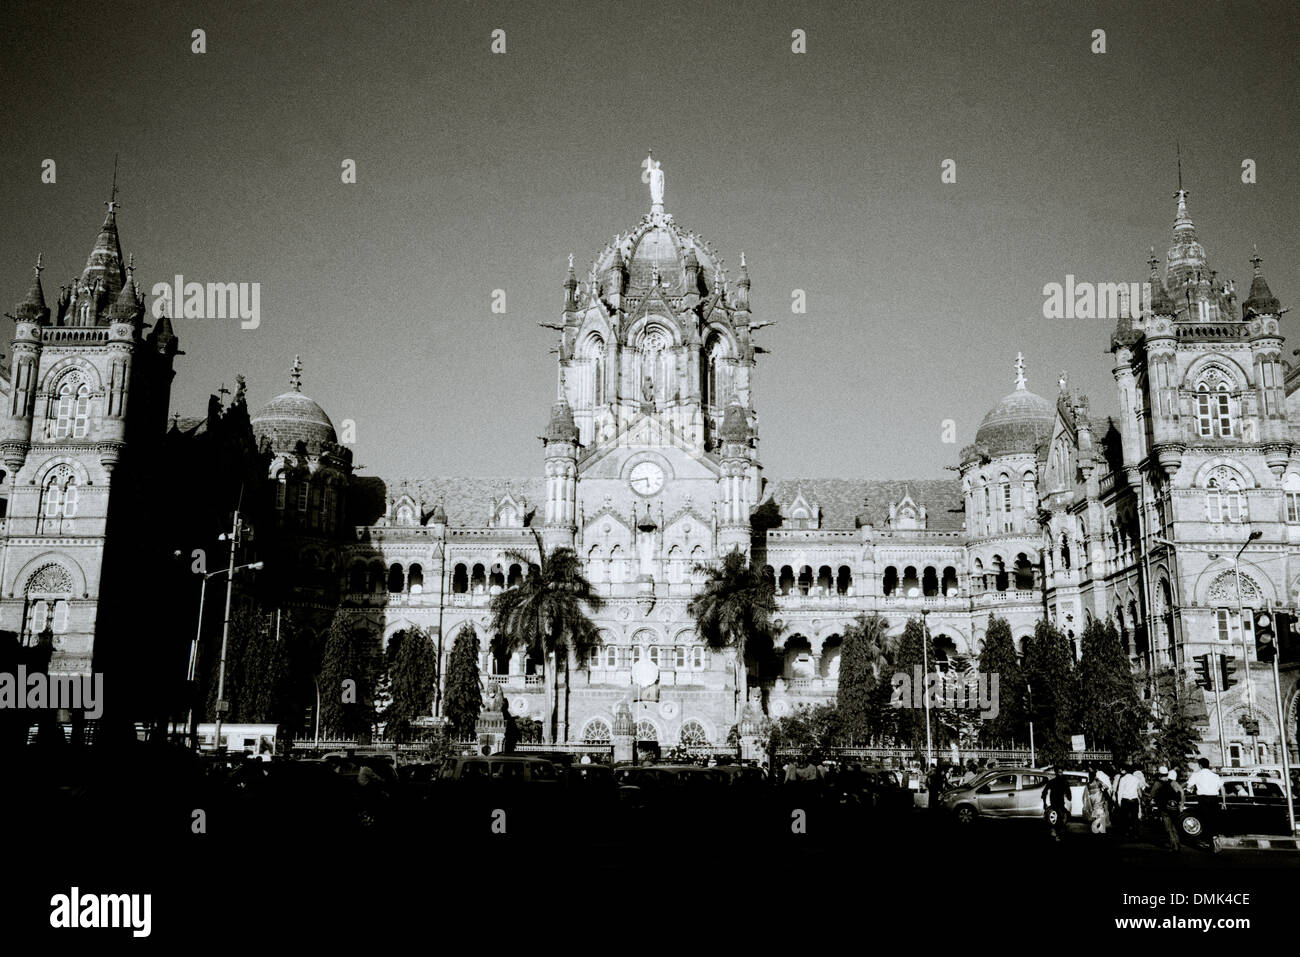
[{"left": 592, "top": 215, "right": 726, "bottom": 298}]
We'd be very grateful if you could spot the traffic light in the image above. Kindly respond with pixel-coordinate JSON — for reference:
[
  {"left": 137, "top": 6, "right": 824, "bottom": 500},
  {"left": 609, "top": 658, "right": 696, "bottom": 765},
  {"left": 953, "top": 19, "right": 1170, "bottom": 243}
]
[
  {"left": 1254, "top": 608, "right": 1277, "bottom": 663},
  {"left": 1277, "top": 610, "right": 1300, "bottom": 665},
  {"left": 1219, "top": 653, "right": 1238, "bottom": 690},
  {"left": 1192, "top": 653, "right": 1214, "bottom": 690}
]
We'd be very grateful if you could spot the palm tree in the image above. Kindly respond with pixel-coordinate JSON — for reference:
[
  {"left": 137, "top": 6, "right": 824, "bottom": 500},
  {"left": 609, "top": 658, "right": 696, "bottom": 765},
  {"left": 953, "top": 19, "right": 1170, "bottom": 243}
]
[
  {"left": 488, "top": 529, "right": 604, "bottom": 744},
  {"left": 687, "top": 549, "right": 777, "bottom": 724}
]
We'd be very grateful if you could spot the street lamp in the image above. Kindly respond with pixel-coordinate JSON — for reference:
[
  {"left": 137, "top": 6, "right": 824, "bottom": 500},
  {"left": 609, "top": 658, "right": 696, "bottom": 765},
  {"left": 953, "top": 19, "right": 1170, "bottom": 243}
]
[
  {"left": 1209, "top": 529, "right": 1262, "bottom": 763},
  {"left": 187, "top": 558, "right": 264, "bottom": 749},
  {"left": 907, "top": 587, "right": 933, "bottom": 768}
]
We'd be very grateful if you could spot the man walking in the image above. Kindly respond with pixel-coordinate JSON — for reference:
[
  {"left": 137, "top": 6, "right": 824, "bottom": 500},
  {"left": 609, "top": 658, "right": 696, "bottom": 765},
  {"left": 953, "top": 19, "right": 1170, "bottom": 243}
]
[
  {"left": 1041, "top": 766, "right": 1072, "bottom": 842},
  {"left": 1185, "top": 758, "right": 1225, "bottom": 845},
  {"left": 1113, "top": 765, "right": 1141, "bottom": 839}
]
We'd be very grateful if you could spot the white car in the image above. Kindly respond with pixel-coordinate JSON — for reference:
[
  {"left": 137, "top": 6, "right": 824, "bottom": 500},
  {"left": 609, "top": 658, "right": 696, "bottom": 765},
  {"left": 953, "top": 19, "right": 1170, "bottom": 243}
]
[{"left": 942, "top": 768, "right": 1087, "bottom": 824}]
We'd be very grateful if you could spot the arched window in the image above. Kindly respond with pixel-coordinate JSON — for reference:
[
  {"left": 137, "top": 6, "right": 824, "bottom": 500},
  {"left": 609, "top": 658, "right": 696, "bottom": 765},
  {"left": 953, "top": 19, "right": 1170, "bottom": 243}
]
[
  {"left": 298, "top": 480, "right": 309, "bottom": 513},
  {"left": 605, "top": 645, "right": 618, "bottom": 668},
  {"left": 40, "top": 467, "right": 78, "bottom": 529},
  {"left": 922, "top": 566, "right": 939, "bottom": 597},
  {"left": 408, "top": 564, "right": 424, "bottom": 593},
  {"left": 489, "top": 564, "right": 505, "bottom": 589},
  {"left": 992, "top": 555, "right": 1008, "bottom": 592},
  {"left": 779, "top": 565, "right": 795, "bottom": 595},
  {"left": 705, "top": 336, "right": 728, "bottom": 407},
  {"left": 1013, "top": 553, "right": 1034, "bottom": 590},
  {"left": 817, "top": 566, "right": 832, "bottom": 594},
  {"left": 882, "top": 565, "right": 898, "bottom": 596},
  {"left": 1215, "top": 383, "right": 1231, "bottom": 436},
  {"left": 1285, "top": 473, "right": 1300, "bottom": 523},
  {"left": 679, "top": 720, "right": 709, "bottom": 747},
  {"left": 1022, "top": 471, "right": 1037, "bottom": 513},
  {"left": 691, "top": 646, "right": 705, "bottom": 669},
  {"left": 388, "top": 564, "right": 404, "bottom": 593},
  {"left": 507, "top": 563, "right": 522, "bottom": 588},
  {"left": 981, "top": 479, "right": 990, "bottom": 531},
  {"left": 972, "top": 558, "right": 984, "bottom": 592},
  {"left": 310, "top": 484, "right": 322, "bottom": 528},
  {"left": 797, "top": 566, "right": 813, "bottom": 595},
  {"left": 589, "top": 338, "right": 606, "bottom": 405},
  {"left": 941, "top": 566, "right": 958, "bottom": 597},
  {"left": 349, "top": 563, "right": 367, "bottom": 593},
  {"left": 836, "top": 565, "right": 852, "bottom": 596},
  {"left": 581, "top": 719, "right": 612, "bottom": 745},
  {"left": 1000, "top": 474, "right": 1012, "bottom": 525},
  {"left": 55, "top": 381, "right": 91, "bottom": 439},
  {"left": 24, "top": 563, "right": 73, "bottom": 641},
  {"left": 471, "top": 563, "right": 486, "bottom": 592},
  {"left": 275, "top": 472, "right": 287, "bottom": 510},
  {"left": 1196, "top": 386, "right": 1213, "bottom": 437},
  {"left": 452, "top": 563, "right": 468, "bottom": 594},
  {"left": 323, "top": 485, "right": 337, "bottom": 532}
]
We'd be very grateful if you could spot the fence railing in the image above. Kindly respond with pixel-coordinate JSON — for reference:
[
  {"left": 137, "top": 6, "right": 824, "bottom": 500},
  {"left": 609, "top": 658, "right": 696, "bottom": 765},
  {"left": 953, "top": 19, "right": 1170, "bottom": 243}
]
[{"left": 772, "top": 746, "right": 1113, "bottom": 763}]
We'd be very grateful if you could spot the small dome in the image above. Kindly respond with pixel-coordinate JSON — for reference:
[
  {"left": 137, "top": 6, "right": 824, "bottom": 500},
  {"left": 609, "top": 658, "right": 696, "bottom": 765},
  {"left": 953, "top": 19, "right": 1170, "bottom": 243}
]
[
  {"left": 544, "top": 396, "right": 579, "bottom": 443},
  {"left": 251, "top": 356, "right": 336, "bottom": 452},
  {"left": 975, "top": 388, "right": 1054, "bottom": 457}
]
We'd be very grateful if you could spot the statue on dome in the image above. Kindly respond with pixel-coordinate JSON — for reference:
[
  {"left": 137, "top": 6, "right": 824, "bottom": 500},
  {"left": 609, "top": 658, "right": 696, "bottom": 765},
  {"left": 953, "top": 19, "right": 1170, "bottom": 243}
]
[{"left": 646, "top": 152, "right": 664, "bottom": 209}]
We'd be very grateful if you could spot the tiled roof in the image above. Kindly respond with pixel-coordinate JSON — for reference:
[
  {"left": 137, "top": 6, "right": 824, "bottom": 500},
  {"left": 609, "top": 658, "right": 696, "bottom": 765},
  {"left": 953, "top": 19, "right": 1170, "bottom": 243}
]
[
  {"left": 763, "top": 478, "right": 965, "bottom": 531},
  {"left": 350, "top": 475, "right": 964, "bottom": 532}
]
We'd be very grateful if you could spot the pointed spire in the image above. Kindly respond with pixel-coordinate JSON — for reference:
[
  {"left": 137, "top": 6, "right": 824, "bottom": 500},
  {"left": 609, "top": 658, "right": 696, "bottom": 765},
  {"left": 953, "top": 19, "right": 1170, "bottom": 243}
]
[
  {"left": 80, "top": 172, "right": 127, "bottom": 304},
  {"left": 1242, "top": 244, "right": 1281, "bottom": 316},
  {"left": 720, "top": 392, "right": 751, "bottom": 443},
  {"left": 17, "top": 253, "right": 50, "bottom": 323},
  {"left": 109, "top": 252, "right": 143, "bottom": 320},
  {"left": 289, "top": 355, "right": 303, "bottom": 392},
  {"left": 563, "top": 252, "right": 578, "bottom": 310}
]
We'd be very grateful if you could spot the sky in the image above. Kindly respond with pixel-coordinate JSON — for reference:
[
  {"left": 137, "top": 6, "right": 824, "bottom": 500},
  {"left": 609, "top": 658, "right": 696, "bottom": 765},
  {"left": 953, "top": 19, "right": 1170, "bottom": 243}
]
[{"left": 1, "top": 0, "right": 1298, "bottom": 483}]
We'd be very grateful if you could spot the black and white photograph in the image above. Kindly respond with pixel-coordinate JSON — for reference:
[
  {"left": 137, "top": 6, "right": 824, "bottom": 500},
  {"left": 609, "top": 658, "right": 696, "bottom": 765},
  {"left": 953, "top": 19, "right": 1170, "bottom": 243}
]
[{"left": 1, "top": 0, "right": 1298, "bottom": 941}]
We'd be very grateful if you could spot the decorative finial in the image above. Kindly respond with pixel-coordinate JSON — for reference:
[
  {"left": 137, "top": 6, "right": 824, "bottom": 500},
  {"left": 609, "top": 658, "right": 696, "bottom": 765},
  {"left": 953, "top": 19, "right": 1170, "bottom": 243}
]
[
  {"left": 1250, "top": 243, "right": 1263, "bottom": 273},
  {"left": 1176, "top": 139, "right": 1183, "bottom": 193},
  {"left": 289, "top": 355, "right": 303, "bottom": 392},
  {"left": 1058, "top": 370, "right": 1068, "bottom": 393},
  {"left": 567, "top": 253, "right": 574, "bottom": 271},
  {"left": 1014, "top": 352, "right": 1027, "bottom": 390},
  {"left": 1147, "top": 246, "right": 1158, "bottom": 272},
  {"left": 34, "top": 253, "right": 43, "bottom": 277},
  {"left": 217, "top": 382, "right": 231, "bottom": 399},
  {"left": 740, "top": 251, "right": 746, "bottom": 268}
]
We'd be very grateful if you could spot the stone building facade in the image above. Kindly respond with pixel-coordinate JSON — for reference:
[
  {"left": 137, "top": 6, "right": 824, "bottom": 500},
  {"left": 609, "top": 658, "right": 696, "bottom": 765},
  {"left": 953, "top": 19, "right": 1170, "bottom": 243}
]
[{"left": 8, "top": 165, "right": 1298, "bottom": 762}]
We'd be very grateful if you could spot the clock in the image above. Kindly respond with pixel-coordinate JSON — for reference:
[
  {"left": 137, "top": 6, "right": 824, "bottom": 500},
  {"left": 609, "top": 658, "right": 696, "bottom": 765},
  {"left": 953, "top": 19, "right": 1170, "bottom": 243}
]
[{"left": 628, "top": 461, "right": 665, "bottom": 496}]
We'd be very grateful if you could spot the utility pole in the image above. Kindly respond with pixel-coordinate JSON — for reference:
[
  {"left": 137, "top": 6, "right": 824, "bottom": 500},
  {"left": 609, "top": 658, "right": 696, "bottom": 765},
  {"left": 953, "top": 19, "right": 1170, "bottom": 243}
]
[{"left": 213, "top": 509, "right": 242, "bottom": 754}]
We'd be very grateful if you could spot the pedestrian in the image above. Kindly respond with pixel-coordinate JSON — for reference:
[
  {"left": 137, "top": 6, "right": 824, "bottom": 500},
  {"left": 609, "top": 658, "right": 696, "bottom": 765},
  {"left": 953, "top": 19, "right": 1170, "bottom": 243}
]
[
  {"left": 960, "top": 760, "right": 978, "bottom": 785},
  {"left": 928, "top": 762, "right": 946, "bottom": 811},
  {"left": 1185, "top": 757, "right": 1225, "bottom": 844},
  {"left": 1041, "top": 766, "right": 1072, "bottom": 842},
  {"left": 1083, "top": 768, "right": 1110, "bottom": 835},
  {"left": 1151, "top": 769, "right": 1184, "bottom": 852},
  {"left": 1113, "top": 765, "right": 1141, "bottom": 839}
]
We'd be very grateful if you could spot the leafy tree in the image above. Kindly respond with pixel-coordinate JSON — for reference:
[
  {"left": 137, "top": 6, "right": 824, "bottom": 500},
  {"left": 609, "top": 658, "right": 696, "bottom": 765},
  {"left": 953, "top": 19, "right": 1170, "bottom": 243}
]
[
  {"left": 1077, "top": 618, "right": 1146, "bottom": 758},
  {"left": 890, "top": 618, "right": 937, "bottom": 749},
  {"left": 318, "top": 609, "right": 377, "bottom": 739},
  {"left": 688, "top": 549, "right": 777, "bottom": 723},
  {"left": 768, "top": 703, "right": 843, "bottom": 760},
  {"left": 1023, "top": 619, "right": 1077, "bottom": 766},
  {"left": 977, "top": 615, "right": 1028, "bottom": 747},
  {"left": 489, "top": 530, "right": 604, "bottom": 743},
  {"left": 835, "top": 613, "right": 889, "bottom": 745},
  {"left": 1150, "top": 666, "right": 1203, "bottom": 770},
  {"left": 443, "top": 624, "right": 483, "bottom": 740},
  {"left": 386, "top": 627, "right": 439, "bottom": 743}
]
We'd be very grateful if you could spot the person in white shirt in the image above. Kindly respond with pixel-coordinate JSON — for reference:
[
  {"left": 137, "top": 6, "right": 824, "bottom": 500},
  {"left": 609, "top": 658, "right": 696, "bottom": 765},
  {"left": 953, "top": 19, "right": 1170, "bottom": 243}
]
[
  {"left": 1113, "top": 765, "right": 1142, "bottom": 838},
  {"left": 1185, "top": 758, "right": 1226, "bottom": 841}
]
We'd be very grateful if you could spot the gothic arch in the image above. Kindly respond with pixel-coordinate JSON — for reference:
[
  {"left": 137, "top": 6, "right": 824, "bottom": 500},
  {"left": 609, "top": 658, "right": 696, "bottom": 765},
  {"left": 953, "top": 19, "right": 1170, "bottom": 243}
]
[
  {"left": 1196, "top": 565, "right": 1273, "bottom": 607},
  {"left": 31, "top": 456, "right": 92, "bottom": 488},
  {"left": 38, "top": 357, "right": 105, "bottom": 396},
  {"left": 1191, "top": 457, "right": 1259, "bottom": 489},
  {"left": 1181, "top": 355, "right": 1248, "bottom": 394},
  {"left": 11, "top": 552, "right": 87, "bottom": 599}
]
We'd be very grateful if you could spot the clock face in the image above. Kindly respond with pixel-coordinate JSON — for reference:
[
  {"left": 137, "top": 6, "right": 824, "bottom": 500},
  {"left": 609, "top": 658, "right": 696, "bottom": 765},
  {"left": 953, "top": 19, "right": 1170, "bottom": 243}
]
[{"left": 628, "top": 461, "right": 666, "bottom": 496}]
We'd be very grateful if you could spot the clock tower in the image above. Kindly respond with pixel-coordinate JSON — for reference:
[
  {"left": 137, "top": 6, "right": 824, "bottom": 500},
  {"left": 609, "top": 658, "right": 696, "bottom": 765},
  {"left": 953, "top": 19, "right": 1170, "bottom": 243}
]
[{"left": 540, "top": 153, "right": 764, "bottom": 665}]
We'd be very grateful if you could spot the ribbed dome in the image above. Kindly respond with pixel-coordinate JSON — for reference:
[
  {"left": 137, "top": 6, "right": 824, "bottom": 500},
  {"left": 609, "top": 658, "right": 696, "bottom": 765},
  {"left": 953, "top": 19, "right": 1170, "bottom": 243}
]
[
  {"left": 593, "top": 217, "right": 724, "bottom": 298},
  {"left": 975, "top": 386, "right": 1054, "bottom": 457},
  {"left": 251, "top": 357, "right": 336, "bottom": 452}
]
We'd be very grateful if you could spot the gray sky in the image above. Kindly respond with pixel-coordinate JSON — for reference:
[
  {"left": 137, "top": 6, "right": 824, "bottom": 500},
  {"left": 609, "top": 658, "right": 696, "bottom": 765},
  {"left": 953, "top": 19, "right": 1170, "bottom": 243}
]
[{"left": 2, "top": 0, "right": 1297, "bottom": 482}]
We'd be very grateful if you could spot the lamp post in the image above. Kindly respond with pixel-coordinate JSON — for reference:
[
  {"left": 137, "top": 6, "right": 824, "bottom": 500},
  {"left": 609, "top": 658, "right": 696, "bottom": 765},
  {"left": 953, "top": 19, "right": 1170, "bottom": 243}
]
[
  {"left": 1209, "top": 529, "right": 1262, "bottom": 763},
  {"left": 186, "top": 557, "right": 263, "bottom": 750},
  {"left": 907, "top": 587, "right": 934, "bottom": 768}
]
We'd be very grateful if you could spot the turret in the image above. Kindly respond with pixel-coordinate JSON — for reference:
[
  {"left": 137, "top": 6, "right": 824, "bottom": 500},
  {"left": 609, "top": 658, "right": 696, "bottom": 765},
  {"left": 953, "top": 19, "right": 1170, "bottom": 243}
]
[
  {"left": 1, "top": 256, "right": 47, "bottom": 470},
  {"left": 541, "top": 382, "right": 579, "bottom": 548}
]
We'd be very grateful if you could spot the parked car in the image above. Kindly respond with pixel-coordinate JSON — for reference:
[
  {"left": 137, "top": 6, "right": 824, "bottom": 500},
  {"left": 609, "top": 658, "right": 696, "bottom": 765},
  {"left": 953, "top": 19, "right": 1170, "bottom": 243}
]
[
  {"left": 942, "top": 769, "right": 1087, "bottom": 824},
  {"left": 437, "top": 755, "right": 560, "bottom": 785},
  {"left": 1179, "top": 775, "right": 1293, "bottom": 839}
]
